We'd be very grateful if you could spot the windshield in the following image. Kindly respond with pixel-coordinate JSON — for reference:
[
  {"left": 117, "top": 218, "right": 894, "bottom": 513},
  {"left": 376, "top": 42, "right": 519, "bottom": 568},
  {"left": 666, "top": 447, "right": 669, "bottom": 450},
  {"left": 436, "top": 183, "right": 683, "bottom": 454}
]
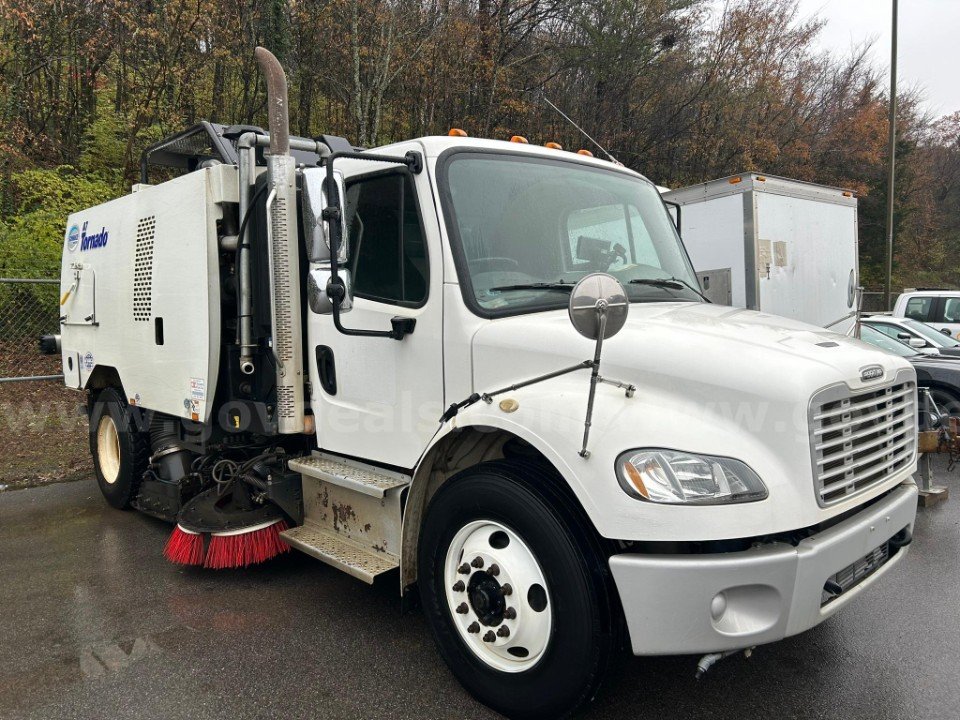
[
  {"left": 903, "top": 318, "right": 960, "bottom": 347},
  {"left": 858, "top": 324, "right": 921, "bottom": 357},
  {"left": 441, "top": 153, "right": 702, "bottom": 315}
]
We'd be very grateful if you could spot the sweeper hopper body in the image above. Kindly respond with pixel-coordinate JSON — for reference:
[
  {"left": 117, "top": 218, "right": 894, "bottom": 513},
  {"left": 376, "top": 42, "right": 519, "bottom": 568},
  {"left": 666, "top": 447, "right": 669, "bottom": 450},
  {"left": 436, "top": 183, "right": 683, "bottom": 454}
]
[{"left": 60, "top": 165, "right": 230, "bottom": 422}]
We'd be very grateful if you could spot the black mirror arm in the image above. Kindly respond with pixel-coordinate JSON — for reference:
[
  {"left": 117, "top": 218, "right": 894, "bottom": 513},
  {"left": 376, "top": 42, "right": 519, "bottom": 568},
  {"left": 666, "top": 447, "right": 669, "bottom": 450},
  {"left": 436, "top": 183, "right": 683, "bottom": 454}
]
[{"left": 323, "top": 149, "right": 423, "bottom": 341}]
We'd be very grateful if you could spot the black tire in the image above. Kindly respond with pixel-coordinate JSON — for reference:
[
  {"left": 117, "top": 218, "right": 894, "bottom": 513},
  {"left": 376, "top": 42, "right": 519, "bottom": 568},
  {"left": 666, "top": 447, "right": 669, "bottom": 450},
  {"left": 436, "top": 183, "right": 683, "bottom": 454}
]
[
  {"left": 929, "top": 387, "right": 960, "bottom": 418},
  {"left": 88, "top": 387, "right": 150, "bottom": 509},
  {"left": 418, "top": 461, "right": 618, "bottom": 719}
]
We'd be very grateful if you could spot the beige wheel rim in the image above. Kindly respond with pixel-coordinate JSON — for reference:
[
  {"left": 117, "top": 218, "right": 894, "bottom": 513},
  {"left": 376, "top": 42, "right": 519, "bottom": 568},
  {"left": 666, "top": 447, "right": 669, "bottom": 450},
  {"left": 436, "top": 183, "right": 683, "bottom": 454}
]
[{"left": 96, "top": 415, "right": 121, "bottom": 485}]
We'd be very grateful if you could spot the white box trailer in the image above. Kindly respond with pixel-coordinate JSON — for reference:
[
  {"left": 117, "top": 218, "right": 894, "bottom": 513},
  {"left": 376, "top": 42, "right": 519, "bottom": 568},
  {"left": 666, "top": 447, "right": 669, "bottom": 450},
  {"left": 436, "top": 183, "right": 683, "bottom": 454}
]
[{"left": 663, "top": 173, "right": 859, "bottom": 328}]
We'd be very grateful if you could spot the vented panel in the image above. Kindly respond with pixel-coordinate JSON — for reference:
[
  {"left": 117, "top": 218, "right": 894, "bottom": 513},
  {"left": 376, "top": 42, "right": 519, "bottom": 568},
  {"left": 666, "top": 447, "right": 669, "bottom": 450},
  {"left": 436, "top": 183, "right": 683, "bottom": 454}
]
[
  {"left": 133, "top": 216, "right": 156, "bottom": 321},
  {"left": 271, "top": 194, "right": 295, "bottom": 367},
  {"left": 266, "top": 154, "right": 305, "bottom": 434}
]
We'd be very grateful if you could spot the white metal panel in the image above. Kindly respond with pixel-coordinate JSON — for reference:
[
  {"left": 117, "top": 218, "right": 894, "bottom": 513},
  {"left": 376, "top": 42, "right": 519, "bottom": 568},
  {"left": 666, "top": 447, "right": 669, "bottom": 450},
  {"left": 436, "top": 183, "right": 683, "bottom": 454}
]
[
  {"left": 59, "top": 165, "right": 236, "bottom": 421},
  {"left": 754, "top": 192, "right": 857, "bottom": 327},
  {"left": 671, "top": 193, "right": 747, "bottom": 306}
]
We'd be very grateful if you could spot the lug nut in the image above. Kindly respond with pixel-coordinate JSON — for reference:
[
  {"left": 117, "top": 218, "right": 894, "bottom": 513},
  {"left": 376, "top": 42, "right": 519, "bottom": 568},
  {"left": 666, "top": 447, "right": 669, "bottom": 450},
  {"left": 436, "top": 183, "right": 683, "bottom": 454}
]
[
  {"left": 471, "top": 556, "right": 485, "bottom": 569},
  {"left": 504, "top": 607, "right": 516, "bottom": 620},
  {"left": 467, "top": 622, "right": 480, "bottom": 634},
  {"left": 497, "top": 625, "right": 510, "bottom": 638},
  {"left": 452, "top": 580, "right": 465, "bottom": 592},
  {"left": 456, "top": 602, "right": 469, "bottom": 614},
  {"left": 483, "top": 631, "right": 496, "bottom": 643},
  {"left": 501, "top": 583, "right": 513, "bottom": 596},
  {"left": 488, "top": 564, "right": 500, "bottom": 576},
  {"left": 458, "top": 563, "right": 471, "bottom": 575}
]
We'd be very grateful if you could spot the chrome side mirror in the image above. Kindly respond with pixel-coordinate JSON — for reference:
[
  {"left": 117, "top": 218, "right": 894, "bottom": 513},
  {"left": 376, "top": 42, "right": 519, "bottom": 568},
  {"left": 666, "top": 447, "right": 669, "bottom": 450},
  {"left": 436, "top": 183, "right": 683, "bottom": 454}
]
[
  {"left": 908, "top": 337, "right": 927, "bottom": 348},
  {"left": 307, "top": 266, "right": 352, "bottom": 315},
  {"left": 302, "top": 167, "right": 347, "bottom": 264},
  {"left": 568, "top": 272, "right": 629, "bottom": 340}
]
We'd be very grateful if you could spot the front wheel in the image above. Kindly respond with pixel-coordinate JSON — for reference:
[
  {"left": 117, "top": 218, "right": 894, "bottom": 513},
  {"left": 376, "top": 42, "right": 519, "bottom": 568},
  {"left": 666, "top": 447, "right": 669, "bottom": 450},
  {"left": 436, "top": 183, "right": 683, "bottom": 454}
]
[
  {"left": 418, "top": 462, "right": 618, "bottom": 719},
  {"left": 928, "top": 387, "right": 960, "bottom": 418}
]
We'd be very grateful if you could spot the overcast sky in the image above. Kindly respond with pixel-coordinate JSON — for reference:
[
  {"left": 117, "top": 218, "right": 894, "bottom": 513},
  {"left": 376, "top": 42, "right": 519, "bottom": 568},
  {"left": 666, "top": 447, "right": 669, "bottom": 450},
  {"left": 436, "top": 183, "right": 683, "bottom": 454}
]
[{"left": 793, "top": 0, "right": 959, "bottom": 118}]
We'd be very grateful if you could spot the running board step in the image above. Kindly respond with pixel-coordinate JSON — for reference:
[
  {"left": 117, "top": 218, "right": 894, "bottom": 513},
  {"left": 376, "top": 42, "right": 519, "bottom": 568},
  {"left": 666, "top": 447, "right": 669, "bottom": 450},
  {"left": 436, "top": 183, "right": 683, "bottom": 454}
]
[
  {"left": 280, "top": 523, "right": 399, "bottom": 584},
  {"left": 288, "top": 454, "right": 409, "bottom": 499}
]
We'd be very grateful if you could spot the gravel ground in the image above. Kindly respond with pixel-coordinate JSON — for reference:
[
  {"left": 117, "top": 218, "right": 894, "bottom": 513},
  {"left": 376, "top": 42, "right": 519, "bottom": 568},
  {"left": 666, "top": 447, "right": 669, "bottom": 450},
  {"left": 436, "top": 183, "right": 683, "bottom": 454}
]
[
  {"left": 0, "top": 380, "right": 87, "bottom": 489},
  {"left": 0, "top": 458, "right": 958, "bottom": 720}
]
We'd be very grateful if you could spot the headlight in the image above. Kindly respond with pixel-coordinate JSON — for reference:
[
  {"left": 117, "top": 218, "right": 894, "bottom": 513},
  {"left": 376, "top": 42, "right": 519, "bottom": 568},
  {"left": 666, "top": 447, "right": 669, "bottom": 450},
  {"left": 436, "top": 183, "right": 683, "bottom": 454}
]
[{"left": 615, "top": 449, "right": 767, "bottom": 505}]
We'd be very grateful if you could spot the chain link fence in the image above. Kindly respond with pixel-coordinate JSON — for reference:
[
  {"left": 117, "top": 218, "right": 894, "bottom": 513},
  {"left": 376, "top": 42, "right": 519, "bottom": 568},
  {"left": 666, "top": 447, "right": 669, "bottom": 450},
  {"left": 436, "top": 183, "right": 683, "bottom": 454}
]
[
  {"left": 0, "top": 276, "right": 63, "bottom": 382},
  {"left": 860, "top": 291, "right": 891, "bottom": 314}
]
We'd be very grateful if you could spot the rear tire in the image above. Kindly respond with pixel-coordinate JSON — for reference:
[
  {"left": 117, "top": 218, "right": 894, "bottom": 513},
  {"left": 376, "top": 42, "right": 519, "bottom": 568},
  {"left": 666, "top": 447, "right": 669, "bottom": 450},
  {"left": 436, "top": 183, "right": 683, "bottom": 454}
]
[
  {"left": 418, "top": 461, "right": 618, "bottom": 719},
  {"left": 88, "top": 387, "right": 150, "bottom": 509}
]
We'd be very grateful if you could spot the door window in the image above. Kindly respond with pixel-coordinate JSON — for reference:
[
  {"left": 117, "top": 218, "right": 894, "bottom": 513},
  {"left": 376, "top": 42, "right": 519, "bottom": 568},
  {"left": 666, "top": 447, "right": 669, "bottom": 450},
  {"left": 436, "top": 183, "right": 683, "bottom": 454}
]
[
  {"left": 868, "top": 323, "right": 908, "bottom": 341},
  {"left": 904, "top": 296, "right": 934, "bottom": 321},
  {"left": 344, "top": 172, "right": 428, "bottom": 306},
  {"left": 941, "top": 297, "right": 960, "bottom": 323}
]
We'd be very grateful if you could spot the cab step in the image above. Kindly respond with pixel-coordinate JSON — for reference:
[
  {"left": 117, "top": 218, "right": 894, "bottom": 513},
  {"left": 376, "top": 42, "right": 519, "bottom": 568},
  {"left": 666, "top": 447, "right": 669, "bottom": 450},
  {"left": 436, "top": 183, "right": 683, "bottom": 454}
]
[
  {"left": 288, "top": 454, "right": 410, "bottom": 498},
  {"left": 280, "top": 523, "right": 399, "bottom": 583}
]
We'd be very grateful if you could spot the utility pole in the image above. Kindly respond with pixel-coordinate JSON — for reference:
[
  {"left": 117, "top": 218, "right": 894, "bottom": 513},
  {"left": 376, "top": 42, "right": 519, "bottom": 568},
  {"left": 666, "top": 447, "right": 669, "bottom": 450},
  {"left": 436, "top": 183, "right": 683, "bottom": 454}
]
[{"left": 884, "top": 0, "right": 898, "bottom": 309}]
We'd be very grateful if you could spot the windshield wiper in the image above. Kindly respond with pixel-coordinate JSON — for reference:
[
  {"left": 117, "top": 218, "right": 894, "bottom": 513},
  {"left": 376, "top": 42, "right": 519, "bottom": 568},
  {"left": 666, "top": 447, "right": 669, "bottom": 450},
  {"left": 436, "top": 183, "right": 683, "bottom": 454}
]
[
  {"left": 629, "top": 277, "right": 712, "bottom": 303},
  {"left": 488, "top": 282, "right": 574, "bottom": 293}
]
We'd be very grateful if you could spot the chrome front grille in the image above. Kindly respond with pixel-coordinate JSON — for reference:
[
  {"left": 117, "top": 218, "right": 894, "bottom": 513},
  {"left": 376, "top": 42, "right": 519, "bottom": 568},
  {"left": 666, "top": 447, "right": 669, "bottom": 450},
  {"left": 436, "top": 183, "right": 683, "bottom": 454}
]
[{"left": 809, "top": 373, "right": 917, "bottom": 506}]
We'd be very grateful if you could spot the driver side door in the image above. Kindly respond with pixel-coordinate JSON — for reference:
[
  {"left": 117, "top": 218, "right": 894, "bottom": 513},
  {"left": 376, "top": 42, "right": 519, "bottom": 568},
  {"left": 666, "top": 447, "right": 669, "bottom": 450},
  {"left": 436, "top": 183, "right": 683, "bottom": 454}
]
[{"left": 307, "top": 149, "right": 444, "bottom": 469}]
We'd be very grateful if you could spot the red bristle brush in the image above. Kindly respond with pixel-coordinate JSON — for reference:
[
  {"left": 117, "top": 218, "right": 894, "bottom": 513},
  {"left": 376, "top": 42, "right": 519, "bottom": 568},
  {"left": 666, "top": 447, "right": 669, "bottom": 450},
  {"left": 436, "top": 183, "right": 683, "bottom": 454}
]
[
  {"left": 164, "top": 525, "right": 206, "bottom": 566},
  {"left": 203, "top": 519, "right": 290, "bottom": 570}
]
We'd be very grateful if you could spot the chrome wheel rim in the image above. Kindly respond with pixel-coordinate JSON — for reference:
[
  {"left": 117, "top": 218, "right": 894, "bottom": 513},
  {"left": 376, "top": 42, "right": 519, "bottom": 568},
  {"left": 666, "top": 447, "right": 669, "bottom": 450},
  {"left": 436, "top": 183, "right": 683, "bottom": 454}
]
[
  {"left": 96, "top": 415, "right": 121, "bottom": 485},
  {"left": 444, "top": 520, "right": 552, "bottom": 673}
]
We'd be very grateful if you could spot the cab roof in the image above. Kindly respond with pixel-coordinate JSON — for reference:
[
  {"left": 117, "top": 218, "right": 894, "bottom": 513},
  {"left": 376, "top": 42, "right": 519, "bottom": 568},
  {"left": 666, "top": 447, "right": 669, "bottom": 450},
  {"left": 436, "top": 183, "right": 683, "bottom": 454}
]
[{"left": 370, "top": 135, "right": 653, "bottom": 184}]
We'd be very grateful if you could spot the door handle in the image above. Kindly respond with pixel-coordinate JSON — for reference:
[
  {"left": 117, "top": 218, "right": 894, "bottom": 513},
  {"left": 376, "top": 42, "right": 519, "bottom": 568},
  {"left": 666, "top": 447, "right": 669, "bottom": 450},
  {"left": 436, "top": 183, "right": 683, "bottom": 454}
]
[{"left": 316, "top": 345, "right": 337, "bottom": 395}]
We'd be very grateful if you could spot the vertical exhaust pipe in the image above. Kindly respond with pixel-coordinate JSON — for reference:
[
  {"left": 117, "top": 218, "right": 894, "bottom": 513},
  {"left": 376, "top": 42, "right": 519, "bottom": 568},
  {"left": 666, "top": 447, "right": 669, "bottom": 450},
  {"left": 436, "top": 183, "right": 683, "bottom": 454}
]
[{"left": 254, "top": 47, "right": 304, "bottom": 434}]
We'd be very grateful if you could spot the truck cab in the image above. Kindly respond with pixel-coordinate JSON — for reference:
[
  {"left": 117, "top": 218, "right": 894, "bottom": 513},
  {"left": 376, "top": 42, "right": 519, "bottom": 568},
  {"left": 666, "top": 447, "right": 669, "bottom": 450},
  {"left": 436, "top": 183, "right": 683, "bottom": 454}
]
[{"left": 55, "top": 50, "right": 919, "bottom": 720}]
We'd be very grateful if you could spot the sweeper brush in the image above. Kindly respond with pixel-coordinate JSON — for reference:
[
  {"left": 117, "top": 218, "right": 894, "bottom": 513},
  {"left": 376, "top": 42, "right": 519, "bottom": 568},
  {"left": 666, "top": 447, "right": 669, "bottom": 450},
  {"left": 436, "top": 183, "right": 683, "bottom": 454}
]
[{"left": 165, "top": 476, "right": 291, "bottom": 569}]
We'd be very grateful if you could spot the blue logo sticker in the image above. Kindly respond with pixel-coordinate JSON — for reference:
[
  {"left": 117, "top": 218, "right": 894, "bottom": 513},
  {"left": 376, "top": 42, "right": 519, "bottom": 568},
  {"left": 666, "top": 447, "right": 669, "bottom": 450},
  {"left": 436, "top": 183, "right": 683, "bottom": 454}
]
[
  {"left": 78, "top": 221, "right": 109, "bottom": 251},
  {"left": 67, "top": 224, "right": 80, "bottom": 252}
]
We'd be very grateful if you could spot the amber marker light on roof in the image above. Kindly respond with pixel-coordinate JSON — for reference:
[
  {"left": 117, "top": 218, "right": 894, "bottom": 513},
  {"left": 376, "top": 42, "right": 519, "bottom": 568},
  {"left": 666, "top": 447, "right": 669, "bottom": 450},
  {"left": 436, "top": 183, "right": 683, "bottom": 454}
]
[
  {"left": 729, "top": 176, "right": 742, "bottom": 184},
  {"left": 510, "top": 135, "right": 529, "bottom": 144},
  {"left": 577, "top": 149, "right": 594, "bottom": 157},
  {"left": 448, "top": 128, "right": 467, "bottom": 137},
  {"left": 545, "top": 142, "right": 563, "bottom": 150}
]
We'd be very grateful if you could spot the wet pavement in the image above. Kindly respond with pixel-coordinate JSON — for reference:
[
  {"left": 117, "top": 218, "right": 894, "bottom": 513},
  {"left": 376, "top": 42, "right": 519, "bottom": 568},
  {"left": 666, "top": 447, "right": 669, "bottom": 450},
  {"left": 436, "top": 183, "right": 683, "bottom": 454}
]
[{"left": 1, "top": 464, "right": 959, "bottom": 720}]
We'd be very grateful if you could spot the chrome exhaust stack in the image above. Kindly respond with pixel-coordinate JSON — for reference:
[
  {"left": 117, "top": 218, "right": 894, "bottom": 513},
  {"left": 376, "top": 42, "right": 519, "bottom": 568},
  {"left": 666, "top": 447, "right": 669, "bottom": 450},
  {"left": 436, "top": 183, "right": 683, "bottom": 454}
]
[{"left": 253, "top": 46, "right": 304, "bottom": 434}]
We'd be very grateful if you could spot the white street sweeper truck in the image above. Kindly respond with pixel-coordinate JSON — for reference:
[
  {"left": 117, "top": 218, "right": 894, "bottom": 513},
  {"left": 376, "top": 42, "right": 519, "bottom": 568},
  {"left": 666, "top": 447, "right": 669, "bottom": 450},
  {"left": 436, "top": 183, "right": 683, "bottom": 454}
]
[{"left": 45, "top": 47, "right": 920, "bottom": 719}]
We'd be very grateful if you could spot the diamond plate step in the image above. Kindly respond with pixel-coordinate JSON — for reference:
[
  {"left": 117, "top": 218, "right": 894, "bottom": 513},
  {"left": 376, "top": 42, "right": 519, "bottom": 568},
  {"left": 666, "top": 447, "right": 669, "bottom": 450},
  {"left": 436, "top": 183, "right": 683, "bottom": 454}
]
[
  {"left": 280, "top": 523, "right": 399, "bottom": 584},
  {"left": 288, "top": 454, "right": 410, "bottom": 498}
]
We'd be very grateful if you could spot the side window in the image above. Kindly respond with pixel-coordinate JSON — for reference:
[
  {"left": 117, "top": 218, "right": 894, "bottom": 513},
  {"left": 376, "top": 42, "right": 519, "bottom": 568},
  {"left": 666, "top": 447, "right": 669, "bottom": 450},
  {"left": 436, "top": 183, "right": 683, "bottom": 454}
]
[
  {"left": 344, "top": 172, "right": 428, "bottom": 306},
  {"left": 904, "top": 296, "right": 933, "bottom": 321},
  {"left": 870, "top": 323, "right": 903, "bottom": 340},
  {"left": 942, "top": 297, "right": 960, "bottom": 323}
]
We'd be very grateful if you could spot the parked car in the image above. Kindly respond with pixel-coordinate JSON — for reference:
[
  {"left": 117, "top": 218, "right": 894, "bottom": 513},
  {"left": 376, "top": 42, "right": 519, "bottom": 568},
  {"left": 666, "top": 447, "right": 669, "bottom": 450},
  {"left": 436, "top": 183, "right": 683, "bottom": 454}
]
[
  {"left": 861, "top": 315, "right": 960, "bottom": 357},
  {"left": 857, "top": 324, "right": 960, "bottom": 413},
  {"left": 892, "top": 289, "right": 960, "bottom": 338}
]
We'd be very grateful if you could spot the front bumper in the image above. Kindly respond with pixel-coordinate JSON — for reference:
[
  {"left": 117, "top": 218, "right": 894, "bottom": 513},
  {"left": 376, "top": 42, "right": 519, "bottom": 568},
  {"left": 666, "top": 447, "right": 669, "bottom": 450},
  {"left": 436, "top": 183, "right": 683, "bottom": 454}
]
[{"left": 609, "top": 482, "right": 918, "bottom": 655}]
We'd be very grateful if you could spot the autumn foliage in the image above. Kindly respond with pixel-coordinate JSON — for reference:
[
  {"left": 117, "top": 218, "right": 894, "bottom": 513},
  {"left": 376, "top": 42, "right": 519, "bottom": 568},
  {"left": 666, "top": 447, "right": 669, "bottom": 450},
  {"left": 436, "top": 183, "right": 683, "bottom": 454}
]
[{"left": 0, "top": 0, "right": 957, "bottom": 293}]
